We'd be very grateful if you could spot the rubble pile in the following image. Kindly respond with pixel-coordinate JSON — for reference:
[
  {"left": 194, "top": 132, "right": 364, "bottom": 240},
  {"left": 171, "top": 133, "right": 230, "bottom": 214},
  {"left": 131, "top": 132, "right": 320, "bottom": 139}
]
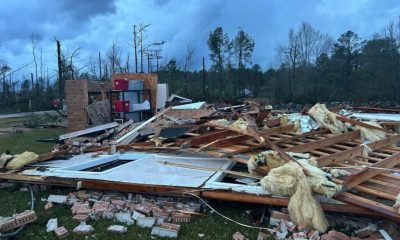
[
  {"left": 44, "top": 190, "right": 202, "bottom": 238},
  {"left": 1, "top": 100, "right": 400, "bottom": 238}
]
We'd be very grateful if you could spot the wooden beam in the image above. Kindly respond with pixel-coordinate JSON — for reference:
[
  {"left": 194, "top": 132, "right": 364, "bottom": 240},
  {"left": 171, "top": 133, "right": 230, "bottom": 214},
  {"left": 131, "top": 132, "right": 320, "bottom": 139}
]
[
  {"left": 334, "top": 192, "right": 400, "bottom": 222},
  {"left": 180, "top": 130, "right": 233, "bottom": 148},
  {"left": 336, "top": 115, "right": 387, "bottom": 132},
  {"left": 259, "top": 124, "right": 295, "bottom": 136},
  {"left": 59, "top": 122, "right": 119, "bottom": 140},
  {"left": 198, "top": 135, "right": 251, "bottom": 151},
  {"left": 343, "top": 152, "right": 400, "bottom": 189},
  {"left": 82, "top": 179, "right": 192, "bottom": 195},
  {"left": 274, "top": 129, "right": 330, "bottom": 144},
  {"left": 116, "top": 107, "right": 172, "bottom": 145},
  {"left": 317, "top": 134, "right": 400, "bottom": 167},
  {"left": 202, "top": 191, "right": 383, "bottom": 216},
  {"left": 284, "top": 130, "right": 360, "bottom": 153}
]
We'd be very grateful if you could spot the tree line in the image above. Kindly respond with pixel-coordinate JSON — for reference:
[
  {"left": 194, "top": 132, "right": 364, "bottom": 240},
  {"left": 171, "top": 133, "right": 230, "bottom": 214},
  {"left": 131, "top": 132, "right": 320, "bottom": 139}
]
[{"left": 1, "top": 19, "right": 400, "bottom": 113}]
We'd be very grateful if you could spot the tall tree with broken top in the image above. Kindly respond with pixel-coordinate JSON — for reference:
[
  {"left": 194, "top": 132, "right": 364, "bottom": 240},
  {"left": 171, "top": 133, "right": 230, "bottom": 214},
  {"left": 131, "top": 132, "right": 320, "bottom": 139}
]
[{"left": 207, "top": 27, "right": 230, "bottom": 91}]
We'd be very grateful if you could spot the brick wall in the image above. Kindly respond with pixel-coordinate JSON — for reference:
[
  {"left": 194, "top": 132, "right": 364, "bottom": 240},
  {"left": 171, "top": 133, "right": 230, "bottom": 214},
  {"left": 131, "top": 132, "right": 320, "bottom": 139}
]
[{"left": 66, "top": 80, "right": 89, "bottom": 132}]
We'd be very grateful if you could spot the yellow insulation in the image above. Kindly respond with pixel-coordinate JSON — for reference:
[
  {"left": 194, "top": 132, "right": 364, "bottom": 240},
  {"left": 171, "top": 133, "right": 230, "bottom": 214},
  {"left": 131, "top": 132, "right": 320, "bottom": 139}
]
[
  {"left": 6, "top": 151, "right": 38, "bottom": 170},
  {"left": 308, "top": 103, "right": 347, "bottom": 134}
]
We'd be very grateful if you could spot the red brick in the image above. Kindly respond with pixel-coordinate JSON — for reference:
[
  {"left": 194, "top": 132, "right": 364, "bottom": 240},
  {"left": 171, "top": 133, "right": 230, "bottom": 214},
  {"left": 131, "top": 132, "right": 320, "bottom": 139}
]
[
  {"left": 171, "top": 213, "right": 191, "bottom": 223},
  {"left": 54, "top": 226, "right": 69, "bottom": 239},
  {"left": 73, "top": 214, "right": 89, "bottom": 222},
  {"left": 270, "top": 211, "right": 290, "bottom": 221},
  {"left": 328, "top": 230, "right": 350, "bottom": 240},
  {"left": 111, "top": 200, "right": 126, "bottom": 208},
  {"left": 135, "top": 204, "right": 152, "bottom": 216}
]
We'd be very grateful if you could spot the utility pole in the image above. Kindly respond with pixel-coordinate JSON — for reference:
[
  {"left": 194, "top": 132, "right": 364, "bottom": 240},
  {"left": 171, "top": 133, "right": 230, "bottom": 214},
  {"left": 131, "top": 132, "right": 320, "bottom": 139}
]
[
  {"left": 202, "top": 56, "right": 206, "bottom": 99},
  {"left": 147, "top": 53, "right": 151, "bottom": 73},
  {"left": 99, "top": 52, "right": 102, "bottom": 80},
  {"left": 30, "top": 73, "right": 34, "bottom": 92},
  {"left": 133, "top": 25, "right": 138, "bottom": 73},
  {"left": 56, "top": 39, "right": 63, "bottom": 101}
]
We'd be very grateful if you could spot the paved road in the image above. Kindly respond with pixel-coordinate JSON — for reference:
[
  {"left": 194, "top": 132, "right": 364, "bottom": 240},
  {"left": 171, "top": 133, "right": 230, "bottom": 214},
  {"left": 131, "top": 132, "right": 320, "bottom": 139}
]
[{"left": 0, "top": 110, "right": 58, "bottom": 119}]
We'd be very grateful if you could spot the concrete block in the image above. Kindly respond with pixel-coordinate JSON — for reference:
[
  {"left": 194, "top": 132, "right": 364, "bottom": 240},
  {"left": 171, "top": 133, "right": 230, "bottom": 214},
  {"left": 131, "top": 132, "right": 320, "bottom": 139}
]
[
  {"left": 107, "top": 225, "right": 127, "bottom": 233},
  {"left": 137, "top": 217, "right": 156, "bottom": 228},
  {"left": 115, "top": 212, "right": 134, "bottom": 225},
  {"left": 46, "top": 218, "right": 58, "bottom": 232},
  {"left": 47, "top": 195, "right": 68, "bottom": 204},
  {"left": 132, "top": 210, "right": 145, "bottom": 221},
  {"left": 73, "top": 222, "right": 93, "bottom": 235},
  {"left": 151, "top": 223, "right": 180, "bottom": 238}
]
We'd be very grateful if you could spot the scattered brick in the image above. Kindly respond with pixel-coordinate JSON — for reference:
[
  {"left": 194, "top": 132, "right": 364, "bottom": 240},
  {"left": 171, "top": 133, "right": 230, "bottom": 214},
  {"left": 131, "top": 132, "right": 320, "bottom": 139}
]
[
  {"left": 0, "top": 217, "right": 17, "bottom": 232},
  {"left": 327, "top": 230, "right": 350, "bottom": 240},
  {"left": 171, "top": 213, "right": 191, "bottom": 223},
  {"left": 134, "top": 204, "right": 151, "bottom": 216},
  {"left": 73, "top": 214, "right": 89, "bottom": 222},
  {"left": 54, "top": 226, "right": 69, "bottom": 239}
]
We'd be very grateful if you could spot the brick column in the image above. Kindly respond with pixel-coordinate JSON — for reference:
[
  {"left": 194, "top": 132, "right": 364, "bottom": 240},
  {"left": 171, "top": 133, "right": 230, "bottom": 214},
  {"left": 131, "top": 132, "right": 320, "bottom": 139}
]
[{"left": 66, "top": 80, "right": 88, "bottom": 132}]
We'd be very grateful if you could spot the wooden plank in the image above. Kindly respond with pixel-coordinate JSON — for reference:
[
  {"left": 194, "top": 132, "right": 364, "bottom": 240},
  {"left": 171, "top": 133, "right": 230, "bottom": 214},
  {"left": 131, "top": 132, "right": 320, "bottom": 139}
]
[
  {"left": 259, "top": 124, "right": 295, "bottom": 136},
  {"left": 274, "top": 129, "right": 330, "bottom": 144},
  {"left": 317, "top": 134, "right": 400, "bottom": 167},
  {"left": 198, "top": 135, "right": 251, "bottom": 151},
  {"left": 284, "top": 130, "right": 360, "bottom": 153},
  {"left": 82, "top": 179, "right": 191, "bottom": 195},
  {"left": 343, "top": 152, "right": 400, "bottom": 189},
  {"left": 59, "top": 122, "right": 119, "bottom": 140},
  {"left": 202, "top": 191, "right": 382, "bottom": 216},
  {"left": 336, "top": 115, "right": 387, "bottom": 132},
  {"left": 181, "top": 130, "right": 233, "bottom": 148},
  {"left": 334, "top": 192, "right": 400, "bottom": 221},
  {"left": 116, "top": 107, "right": 171, "bottom": 145}
]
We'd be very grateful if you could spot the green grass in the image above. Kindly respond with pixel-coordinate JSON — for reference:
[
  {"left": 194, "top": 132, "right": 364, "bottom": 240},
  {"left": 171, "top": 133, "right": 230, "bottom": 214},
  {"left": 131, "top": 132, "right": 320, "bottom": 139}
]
[
  {"left": 0, "top": 117, "right": 66, "bottom": 154},
  {"left": 0, "top": 117, "right": 30, "bottom": 128},
  {"left": 0, "top": 186, "right": 269, "bottom": 240}
]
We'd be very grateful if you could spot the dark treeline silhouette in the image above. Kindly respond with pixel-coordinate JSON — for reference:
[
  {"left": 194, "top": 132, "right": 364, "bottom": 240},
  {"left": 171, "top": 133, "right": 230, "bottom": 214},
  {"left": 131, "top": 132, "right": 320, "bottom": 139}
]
[{"left": 1, "top": 19, "right": 400, "bottom": 113}]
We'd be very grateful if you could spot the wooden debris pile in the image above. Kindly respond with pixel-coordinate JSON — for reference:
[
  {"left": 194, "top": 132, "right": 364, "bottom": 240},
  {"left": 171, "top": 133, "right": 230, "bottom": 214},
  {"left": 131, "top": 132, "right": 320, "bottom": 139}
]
[{"left": 1, "top": 101, "right": 400, "bottom": 237}]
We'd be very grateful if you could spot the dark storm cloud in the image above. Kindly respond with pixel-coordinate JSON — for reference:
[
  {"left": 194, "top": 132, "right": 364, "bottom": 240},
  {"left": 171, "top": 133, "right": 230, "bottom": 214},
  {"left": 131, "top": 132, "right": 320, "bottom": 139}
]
[
  {"left": 0, "top": 0, "right": 399, "bottom": 80},
  {"left": 0, "top": 0, "right": 116, "bottom": 42}
]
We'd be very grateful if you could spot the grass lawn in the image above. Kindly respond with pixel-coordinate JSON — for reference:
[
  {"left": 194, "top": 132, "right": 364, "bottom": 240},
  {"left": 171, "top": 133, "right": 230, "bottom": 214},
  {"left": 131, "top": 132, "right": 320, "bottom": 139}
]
[
  {"left": 0, "top": 117, "right": 66, "bottom": 154},
  {"left": 0, "top": 116, "right": 270, "bottom": 239}
]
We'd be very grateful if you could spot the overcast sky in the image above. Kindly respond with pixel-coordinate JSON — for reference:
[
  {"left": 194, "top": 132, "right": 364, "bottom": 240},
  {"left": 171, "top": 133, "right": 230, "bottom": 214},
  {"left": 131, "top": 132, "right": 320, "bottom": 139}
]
[{"left": 1, "top": 0, "right": 399, "bottom": 81}]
